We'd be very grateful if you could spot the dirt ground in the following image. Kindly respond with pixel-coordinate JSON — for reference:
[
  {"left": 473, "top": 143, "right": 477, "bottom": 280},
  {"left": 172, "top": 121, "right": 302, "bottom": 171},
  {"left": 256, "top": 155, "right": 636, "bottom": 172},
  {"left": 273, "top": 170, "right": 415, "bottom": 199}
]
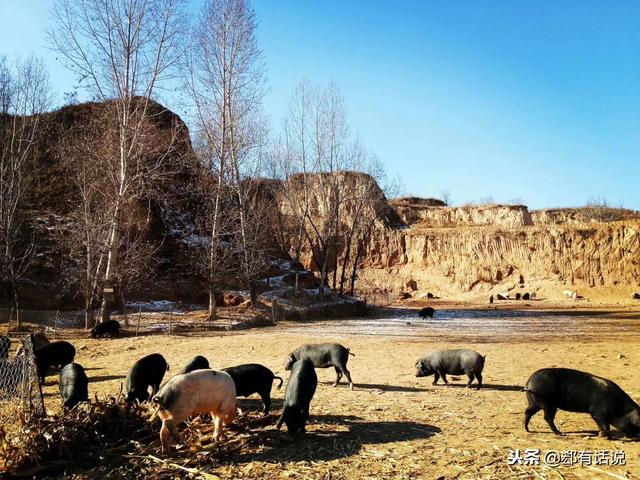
[{"left": 37, "top": 308, "right": 640, "bottom": 480}]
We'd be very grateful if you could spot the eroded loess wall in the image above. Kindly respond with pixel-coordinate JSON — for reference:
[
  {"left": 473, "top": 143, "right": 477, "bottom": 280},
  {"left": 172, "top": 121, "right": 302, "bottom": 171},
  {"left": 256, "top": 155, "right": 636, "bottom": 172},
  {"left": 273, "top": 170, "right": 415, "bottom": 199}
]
[{"left": 359, "top": 221, "right": 640, "bottom": 294}]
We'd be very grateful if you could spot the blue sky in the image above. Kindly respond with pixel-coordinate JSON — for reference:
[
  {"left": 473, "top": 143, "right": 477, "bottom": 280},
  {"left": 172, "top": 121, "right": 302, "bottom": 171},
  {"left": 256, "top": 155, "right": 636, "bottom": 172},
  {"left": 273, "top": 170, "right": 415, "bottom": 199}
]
[{"left": 1, "top": 0, "right": 639, "bottom": 209}]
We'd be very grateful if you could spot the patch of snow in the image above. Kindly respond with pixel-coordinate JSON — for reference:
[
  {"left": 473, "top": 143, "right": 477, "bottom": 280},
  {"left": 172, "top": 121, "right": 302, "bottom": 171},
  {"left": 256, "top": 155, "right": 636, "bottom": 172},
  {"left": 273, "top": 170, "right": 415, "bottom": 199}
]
[{"left": 126, "top": 300, "right": 186, "bottom": 313}]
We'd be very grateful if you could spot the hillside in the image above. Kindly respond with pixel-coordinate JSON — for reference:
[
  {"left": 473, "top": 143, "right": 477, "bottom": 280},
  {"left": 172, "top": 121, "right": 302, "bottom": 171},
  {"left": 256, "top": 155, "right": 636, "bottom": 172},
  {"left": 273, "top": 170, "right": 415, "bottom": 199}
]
[
  {"left": 3, "top": 99, "right": 205, "bottom": 307},
  {"left": 357, "top": 201, "right": 640, "bottom": 304},
  {"left": 4, "top": 100, "right": 640, "bottom": 308}
]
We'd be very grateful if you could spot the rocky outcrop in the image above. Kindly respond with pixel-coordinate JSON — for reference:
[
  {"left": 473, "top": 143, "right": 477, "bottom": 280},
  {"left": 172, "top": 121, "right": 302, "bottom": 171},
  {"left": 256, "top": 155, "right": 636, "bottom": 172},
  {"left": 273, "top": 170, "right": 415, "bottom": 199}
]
[
  {"left": 532, "top": 208, "right": 640, "bottom": 225},
  {"left": 282, "top": 171, "right": 404, "bottom": 229},
  {"left": 390, "top": 203, "right": 533, "bottom": 228},
  {"left": 5, "top": 99, "right": 203, "bottom": 308},
  {"left": 359, "top": 221, "right": 640, "bottom": 294}
]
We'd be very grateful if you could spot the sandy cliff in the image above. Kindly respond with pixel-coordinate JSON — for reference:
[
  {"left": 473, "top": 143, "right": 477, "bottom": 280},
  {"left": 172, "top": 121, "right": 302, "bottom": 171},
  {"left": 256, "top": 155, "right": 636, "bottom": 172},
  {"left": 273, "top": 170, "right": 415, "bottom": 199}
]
[
  {"left": 360, "top": 221, "right": 640, "bottom": 292},
  {"left": 391, "top": 203, "right": 533, "bottom": 228},
  {"left": 356, "top": 200, "right": 640, "bottom": 303}
]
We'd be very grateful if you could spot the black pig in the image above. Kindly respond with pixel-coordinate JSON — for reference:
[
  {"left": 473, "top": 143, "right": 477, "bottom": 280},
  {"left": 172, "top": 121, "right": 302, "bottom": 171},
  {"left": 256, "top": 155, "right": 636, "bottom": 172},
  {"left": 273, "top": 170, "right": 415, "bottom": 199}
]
[
  {"left": 179, "top": 355, "right": 210, "bottom": 374},
  {"left": 222, "top": 363, "right": 283, "bottom": 415},
  {"left": 90, "top": 320, "right": 120, "bottom": 338},
  {"left": 126, "top": 353, "right": 169, "bottom": 402},
  {"left": 418, "top": 307, "right": 435, "bottom": 319},
  {"left": 415, "top": 349, "right": 485, "bottom": 388},
  {"left": 59, "top": 362, "right": 89, "bottom": 409},
  {"left": 285, "top": 343, "right": 354, "bottom": 389},
  {"left": 276, "top": 359, "right": 317, "bottom": 435},
  {"left": 35, "top": 341, "right": 76, "bottom": 384},
  {"left": 524, "top": 368, "right": 640, "bottom": 438}
]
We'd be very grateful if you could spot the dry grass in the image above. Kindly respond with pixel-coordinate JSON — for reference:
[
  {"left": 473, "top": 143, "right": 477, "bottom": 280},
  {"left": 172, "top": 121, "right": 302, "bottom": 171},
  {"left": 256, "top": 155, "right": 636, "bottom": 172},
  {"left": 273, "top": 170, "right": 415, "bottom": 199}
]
[{"left": 4, "top": 311, "right": 640, "bottom": 479}]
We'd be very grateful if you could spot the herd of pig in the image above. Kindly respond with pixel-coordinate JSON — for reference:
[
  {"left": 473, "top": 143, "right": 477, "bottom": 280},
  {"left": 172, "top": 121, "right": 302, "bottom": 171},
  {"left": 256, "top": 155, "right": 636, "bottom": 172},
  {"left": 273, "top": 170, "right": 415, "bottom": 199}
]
[{"left": 2, "top": 315, "right": 640, "bottom": 456}]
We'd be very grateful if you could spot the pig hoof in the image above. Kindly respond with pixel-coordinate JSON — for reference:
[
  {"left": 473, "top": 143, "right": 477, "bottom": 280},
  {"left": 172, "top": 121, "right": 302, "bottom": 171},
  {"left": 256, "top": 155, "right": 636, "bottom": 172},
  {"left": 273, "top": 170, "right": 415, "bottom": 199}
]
[
  {"left": 349, "top": 384, "right": 354, "bottom": 390},
  {"left": 332, "top": 383, "right": 338, "bottom": 387}
]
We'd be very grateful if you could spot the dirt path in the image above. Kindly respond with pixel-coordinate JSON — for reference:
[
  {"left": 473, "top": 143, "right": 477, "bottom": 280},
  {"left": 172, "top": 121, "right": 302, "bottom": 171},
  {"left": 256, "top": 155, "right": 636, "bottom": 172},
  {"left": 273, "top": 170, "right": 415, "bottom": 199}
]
[{"left": 40, "top": 312, "right": 640, "bottom": 479}]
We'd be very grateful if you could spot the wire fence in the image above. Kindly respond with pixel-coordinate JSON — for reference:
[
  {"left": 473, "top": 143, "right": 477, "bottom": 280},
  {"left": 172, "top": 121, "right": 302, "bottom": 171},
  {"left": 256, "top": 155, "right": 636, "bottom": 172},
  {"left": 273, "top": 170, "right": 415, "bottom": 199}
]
[
  {"left": 0, "top": 305, "right": 268, "bottom": 338},
  {"left": 0, "top": 308, "right": 92, "bottom": 339},
  {"left": 0, "top": 334, "right": 45, "bottom": 470}
]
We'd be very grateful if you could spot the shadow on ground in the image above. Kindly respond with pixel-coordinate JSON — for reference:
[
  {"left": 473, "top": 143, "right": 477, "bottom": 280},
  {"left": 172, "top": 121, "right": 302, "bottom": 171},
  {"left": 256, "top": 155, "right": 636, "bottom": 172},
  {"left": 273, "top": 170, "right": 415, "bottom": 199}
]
[
  {"left": 89, "top": 374, "right": 126, "bottom": 383},
  {"left": 230, "top": 413, "right": 440, "bottom": 464},
  {"left": 445, "top": 383, "right": 524, "bottom": 392},
  {"left": 319, "top": 381, "right": 430, "bottom": 393}
]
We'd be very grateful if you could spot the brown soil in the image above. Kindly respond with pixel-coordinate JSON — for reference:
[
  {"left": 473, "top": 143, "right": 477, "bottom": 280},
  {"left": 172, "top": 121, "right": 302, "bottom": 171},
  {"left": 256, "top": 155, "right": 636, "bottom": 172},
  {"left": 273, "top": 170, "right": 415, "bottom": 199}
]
[{"left": 36, "top": 308, "right": 640, "bottom": 479}]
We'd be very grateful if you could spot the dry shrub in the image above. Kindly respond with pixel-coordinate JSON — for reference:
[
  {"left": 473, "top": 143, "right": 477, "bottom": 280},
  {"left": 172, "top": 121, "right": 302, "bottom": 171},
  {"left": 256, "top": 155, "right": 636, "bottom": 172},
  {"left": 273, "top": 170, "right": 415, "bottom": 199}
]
[
  {"left": 0, "top": 397, "right": 155, "bottom": 477},
  {"left": 0, "top": 395, "right": 282, "bottom": 479}
]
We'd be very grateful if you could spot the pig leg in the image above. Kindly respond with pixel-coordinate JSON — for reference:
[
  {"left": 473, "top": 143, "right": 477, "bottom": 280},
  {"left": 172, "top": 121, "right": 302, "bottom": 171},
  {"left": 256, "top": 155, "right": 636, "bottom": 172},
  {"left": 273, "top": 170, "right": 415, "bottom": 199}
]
[
  {"left": 474, "top": 372, "right": 483, "bottom": 388},
  {"left": 258, "top": 390, "right": 271, "bottom": 415},
  {"left": 465, "top": 372, "right": 475, "bottom": 388},
  {"left": 524, "top": 405, "right": 541, "bottom": 432},
  {"left": 542, "top": 405, "right": 562, "bottom": 435},
  {"left": 212, "top": 414, "right": 223, "bottom": 441},
  {"left": 275, "top": 413, "right": 284, "bottom": 430},
  {"left": 591, "top": 414, "right": 610, "bottom": 438},
  {"left": 438, "top": 371, "right": 449, "bottom": 385},
  {"left": 160, "top": 419, "right": 181, "bottom": 454},
  {"left": 332, "top": 367, "right": 343, "bottom": 387},
  {"left": 432, "top": 372, "right": 440, "bottom": 385},
  {"left": 223, "top": 402, "right": 236, "bottom": 425},
  {"left": 160, "top": 423, "right": 171, "bottom": 454},
  {"left": 341, "top": 367, "right": 354, "bottom": 390}
]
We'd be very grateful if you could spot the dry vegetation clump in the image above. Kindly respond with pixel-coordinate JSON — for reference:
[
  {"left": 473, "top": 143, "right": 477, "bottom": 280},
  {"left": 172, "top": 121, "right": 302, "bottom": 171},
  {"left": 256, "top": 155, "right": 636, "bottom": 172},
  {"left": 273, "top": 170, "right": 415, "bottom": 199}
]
[
  {"left": 0, "top": 397, "right": 156, "bottom": 477},
  {"left": 2, "top": 396, "right": 344, "bottom": 479}
]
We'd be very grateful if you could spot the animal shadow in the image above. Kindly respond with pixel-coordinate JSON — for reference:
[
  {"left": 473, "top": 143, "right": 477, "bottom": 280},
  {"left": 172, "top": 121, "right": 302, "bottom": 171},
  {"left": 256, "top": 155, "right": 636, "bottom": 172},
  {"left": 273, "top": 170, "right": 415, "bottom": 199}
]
[
  {"left": 89, "top": 374, "right": 126, "bottom": 383},
  {"left": 232, "top": 414, "right": 440, "bottom": 464},
  {"left": 343, "top": 382, "right": 429, "bottom": 393},
  {"left": 445, "top": 383, "right": 523, "bottom": 392},
  {"left": 237, "top": 397, "right": 284, "bottom": 415}
]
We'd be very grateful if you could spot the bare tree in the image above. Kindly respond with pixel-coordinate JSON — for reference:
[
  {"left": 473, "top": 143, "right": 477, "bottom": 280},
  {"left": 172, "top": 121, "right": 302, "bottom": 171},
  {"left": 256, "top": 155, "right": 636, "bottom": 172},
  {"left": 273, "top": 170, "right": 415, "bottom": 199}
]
[
  {"left": 0, "top": 56, "right": 52, "bottom": 321},
  {"left": 53, "top": 110, "right": 111, "bottom": 328},
  {"left": 276, "top": 81, "right": 395, "bottom": 298},
  {"left": 188, "top": 149, "right": 236, "bottom": 320},
  {"left": 186, "top": 0, "right": 267, "bottom": 313},
  {"left": 441, "top": 190, "right": 452, "bottom": 206},
  {"left": 583, "top": 196, "right": 626, "bottom": 222},
  {"left": 50, "top": 0, "right": 187, "bottom": 321},
  {"left": 271, "top": 80, "right": 315, "bottom": 296}
]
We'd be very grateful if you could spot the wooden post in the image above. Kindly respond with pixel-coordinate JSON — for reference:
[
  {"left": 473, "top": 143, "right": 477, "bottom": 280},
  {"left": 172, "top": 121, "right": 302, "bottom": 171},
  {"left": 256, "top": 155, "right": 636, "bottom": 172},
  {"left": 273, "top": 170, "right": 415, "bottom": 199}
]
[
  {"left": 168, "top": 312, "right": 173, "bottom": 335},
  {"left": 122, "top": 297, "right": 129, "bottom": 327},
  {"left": 54, "top": 310, "right": 59, "bottom": 340},
  {"left": 271, "top": 298, "right": 278, "bottom": 325},
  {"left": 136, "top": 307, "right": 142, "bottom": 337}
]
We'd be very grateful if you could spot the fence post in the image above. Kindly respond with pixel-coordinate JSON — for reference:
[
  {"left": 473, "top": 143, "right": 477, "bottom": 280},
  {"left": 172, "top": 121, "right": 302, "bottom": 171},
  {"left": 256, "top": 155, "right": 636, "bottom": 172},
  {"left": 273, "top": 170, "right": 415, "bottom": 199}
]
[
  {"left": 123, "top": 298, "right": 129, "bottom": 327},
  {"left": 136, "top": 307, "right": 142, "bottom": 337},
  {"left": 271, "top": 298, "right": 279, "bottom": 325},
  {"left": 169, "top": 312, "right": 173, "bottom": 335},
  {"left": 54, "top": 310, "right": 59, "bottom": 340},
  {"left": 21, "top": 336, "right": 45, "bottom": 417}
]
